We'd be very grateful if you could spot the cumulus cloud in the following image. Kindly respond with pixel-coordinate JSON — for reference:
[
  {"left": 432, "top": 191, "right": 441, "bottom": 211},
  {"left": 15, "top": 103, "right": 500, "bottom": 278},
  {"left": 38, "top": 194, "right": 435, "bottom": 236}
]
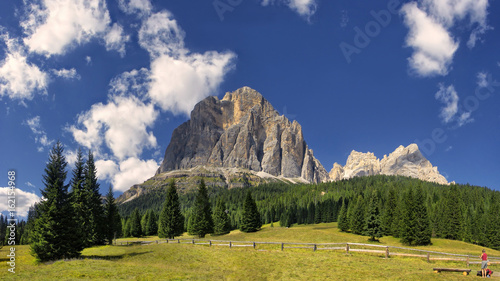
[
  {"left": 69, "top": 95, "right": 158, "bottom": 160},
  {"left": 401, "top": 0, "right": 490, "bottom": 76},
  {"left": 112, "top": 157, "right": 158, "bottom": 192},
  {"left": 0, "top": 35, "right": 48, "bottom": 101},
  {"left": 51, "top": 68, "right": 80, "bottom": 80},
  {"left": 95, "top": 159, "right": 119, "bottom": 180},
  {"left": 139, "top": 11, "right": 236, "bottom": 115},
  {"left": 118, "top": 0, "right": 152, "bottom": 17},
  {"left": 104, "top": 23, "right": 130, "bottom": 57},
  {"left": 21, "top": 0, "right": 128, "bottom": 57},
  {"left": 0, "top": 187, "right": 41, "bottom": 217},
  {"left": 435, "top": 84, "right": 473, "bottom": 126},
  {"left": 25, "top": 116, "right": 54, "bottom": 151},
  {"left": 401, "top": 3, "right": 458, "bottom": 76},
  {"left": 261, "top": 0, "right": 317, "bottom": 19}
]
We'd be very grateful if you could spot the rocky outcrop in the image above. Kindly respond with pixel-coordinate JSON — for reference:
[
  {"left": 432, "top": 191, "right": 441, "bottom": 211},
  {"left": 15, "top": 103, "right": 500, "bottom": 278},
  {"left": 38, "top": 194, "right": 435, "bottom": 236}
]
[
  {"left": 329, "top": 144, "right": 448, "bottom": 185},
  {"left": 157, "top": 86, "right": 329, "bottom": 183}
]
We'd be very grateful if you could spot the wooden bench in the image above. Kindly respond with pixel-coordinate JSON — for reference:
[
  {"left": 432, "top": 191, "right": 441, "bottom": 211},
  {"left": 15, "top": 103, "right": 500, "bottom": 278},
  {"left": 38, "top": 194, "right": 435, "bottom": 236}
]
[{"left": 433, "top": 268, "right": 471, "bottom": 276}]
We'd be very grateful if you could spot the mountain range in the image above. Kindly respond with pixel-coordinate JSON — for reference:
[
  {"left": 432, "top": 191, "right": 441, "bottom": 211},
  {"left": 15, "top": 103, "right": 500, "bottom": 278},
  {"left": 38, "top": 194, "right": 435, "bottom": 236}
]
[{"left": 117, "top": 87, "right": 448, "bottom": 203}]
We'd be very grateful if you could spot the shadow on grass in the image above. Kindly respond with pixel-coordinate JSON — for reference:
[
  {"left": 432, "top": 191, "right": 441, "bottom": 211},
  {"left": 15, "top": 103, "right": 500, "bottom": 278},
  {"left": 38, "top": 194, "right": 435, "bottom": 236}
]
[
  {"left": 312, "top": 226, "right": 337, "bottom": 230},
  {"left": 81, "top": 250, "right": 153, "bottom": 261}
]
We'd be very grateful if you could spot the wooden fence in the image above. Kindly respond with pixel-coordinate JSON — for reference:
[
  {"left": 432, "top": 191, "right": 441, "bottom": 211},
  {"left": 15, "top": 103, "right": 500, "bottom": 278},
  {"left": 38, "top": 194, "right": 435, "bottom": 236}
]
[{"left": 117, "top": 239, "right": 500, "bottom": 267}]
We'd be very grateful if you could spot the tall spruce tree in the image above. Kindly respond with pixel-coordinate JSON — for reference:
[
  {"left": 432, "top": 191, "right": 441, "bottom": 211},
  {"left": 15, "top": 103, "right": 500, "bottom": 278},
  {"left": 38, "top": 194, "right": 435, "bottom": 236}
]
[
  {"left": 364, "top": 191, "right": 383, "bottom": 241},
  {"left": 69, "top": 147, "right": 86, "bottom": 249},
  {"left": 84, "top": 151, "right": 105, "bottom": 245},
  {"left": 104, "top": 185, "right": 120, "bottom": 244},
  {"left": 188, "top": 179, "right": 214, "bottom": 238},
  {"left": 400, "top": 187, "right": 416, "bottom": 245},
  {"left": 130, "top": 208, "right": 142, "bottom": 237},
  {"left": 158, "top": 180, "right": 184, "bottom": 239},
  {"left": 337, "top": 199, "right": 349, "bottom": 232},
  {"left": 145, "top": 210, "right": 158, "bottom": 236},
  {"left": 441, "top": 185, "right": 462, "bottom": 240},
  {"left": 240, "top": 190, "right": 262, "bottom": 232},
  {"left": 382, "top": 187, "right": 397, "bottom": 236},
  {"left": 350, "top": 195, "right": 365, "bottom": 235},
  {"left": 212, "top": 198, "right": 231, "bottom": 235},
  {"left": 413, "top": 186, "right": 431, "bottom": 245},
  {"left": 30, "top": 141, "right": 83, "bottom": 261}
]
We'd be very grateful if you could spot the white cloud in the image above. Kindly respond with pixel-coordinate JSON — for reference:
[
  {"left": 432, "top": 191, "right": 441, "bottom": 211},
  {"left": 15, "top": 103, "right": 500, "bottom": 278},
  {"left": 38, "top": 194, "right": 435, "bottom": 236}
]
[
  {"left": 0, "top": 35, "right": 48, "bottom": 100},
  {"left": 112, "top": 157, "right": 158, "bottom": 192},
  {"left": 477, "top": 71, "right": 489, "bottom": 88},
  {"left": 109, "top": 68, "right": 150, "bottom": 97},
  {"left": 51, "top": 68, "right": 80, "bottom": 80},
  {"left": 118, "top": 0, "right": 152, "bottom": 17},
  {"left": 139, "top": 11, "right": 236, "bottom": 115},
  {"left": 401, "top": 0, "right": 490, "bottom": 76},
  {"left": 86, "top": 56, "right": 92, "bottom": 65},
  {"left": 69, "top": 95, "right": 158, "bottom": 160},
  {"left": 261, "top": 0, "right": 317, "bottom": 19},
  {"left": 138, "top": 11, "right": 186, "bottom": 58},
  {"left": 435, "top": 83, "right": 473, "bottom": 126},
  {"left": 95, "top": 159, "right": 119, "bottom": 180},
  {"left": 0, "top": 187, "right": 41, "bottom": 217},
  {"left": 25, "top": 116, "right": 54, "bottom": 151},
  {"left": 26, "top": 181, "right": 36, "bottom": 188},
  {"left": 401, "top": 3, "right": 458, "bottom": 76},
  {"left": 104, "top": 23, "right": 130, "bottom": 57}
]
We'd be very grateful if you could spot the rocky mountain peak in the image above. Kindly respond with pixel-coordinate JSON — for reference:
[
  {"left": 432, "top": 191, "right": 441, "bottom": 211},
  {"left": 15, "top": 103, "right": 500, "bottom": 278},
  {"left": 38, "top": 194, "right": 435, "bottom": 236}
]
[
  {"left": 156, "top": 87, "right": 329, "bottom": 183},
  {"left": 329, "top": 144, "right": 448, "bottom": 185}
]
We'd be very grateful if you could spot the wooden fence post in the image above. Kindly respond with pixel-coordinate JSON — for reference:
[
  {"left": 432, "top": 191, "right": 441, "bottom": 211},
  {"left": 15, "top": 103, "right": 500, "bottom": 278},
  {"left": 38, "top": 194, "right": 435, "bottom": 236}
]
[
  {"left": 209, "top": 240, "right": 212, "bottom": 247},
  {"left": 427, "top": 252, "right": 430, "bottom": 263},
  {"left": 466, "top": 255, "right": 469, "bottom": 267},
  {"left": 313, "top": 244, "right": 317, "bottom": 252},
  {"left": 178, "top": 239, "right": 180, "bottom": 243},
  {"left": 346, "top": 243, "right": 349, "bottom": 254},
  {"left": 229, "top": 241, "right": 232, "bottom": 248},
  {"left": 385, "top": 247, "right": 389, "bottom": 258},
  {"left": 281, "top": 243, "right": 284, "bottom": 251},
  {"left": 253, "top": 242, "right": 256, "bottom": 249}
]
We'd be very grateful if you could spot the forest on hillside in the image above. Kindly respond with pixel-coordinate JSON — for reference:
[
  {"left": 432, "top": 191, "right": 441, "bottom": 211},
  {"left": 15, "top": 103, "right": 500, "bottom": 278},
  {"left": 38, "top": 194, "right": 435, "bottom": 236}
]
[{"left": 118, "top": 175, "right": 500, "bottom": 250}]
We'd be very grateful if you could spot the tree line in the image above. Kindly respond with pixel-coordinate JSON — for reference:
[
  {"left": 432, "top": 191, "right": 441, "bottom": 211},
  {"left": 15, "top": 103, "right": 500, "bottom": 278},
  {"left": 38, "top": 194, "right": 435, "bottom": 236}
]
[{"left": 120, "top": 174, "right": 500, "bottom": 250}]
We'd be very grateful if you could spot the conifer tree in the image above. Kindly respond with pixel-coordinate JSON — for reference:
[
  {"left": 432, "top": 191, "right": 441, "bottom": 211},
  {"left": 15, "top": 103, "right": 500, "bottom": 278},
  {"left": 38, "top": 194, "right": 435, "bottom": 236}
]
[
  {"left": 364, "top": 191, "right": 383, "bottom": 241},
  {"left": 159, "top": 180, "right": 184, "bottom": 239},
  {"left": 337, "top": 199, "right": 349, "bottom": 232},
  {"left": 130, "top": 208, "right": 142, "bottom": 237},
  {"left": 31, "top": 141, "right": 83, "bottom": 261},
  {"left": 485, "top": 199, "right": 500, "bottom": 249},
  {"left": 69, "top": 147, "right": 86, "bottom": 249},
  {"left": 104, "top": 185, "right": 120, "bottom": 244},
  {"left": 212, "top": 198, "right": 231, "bottom": 235},
  {"left": 400, "top": 187, "right": 416, "bottom": 245},
  {"left": 441, "top": 185, "right": 462, "bottom": 240},
  {"left": 382, "top": 187, "right": 397, "bottom": 236},
  {"left": 145, "top": 210, "right": 158, "bottom": 236},
  {"left": 240, "top": 190, "right": 262, "bottom": 232},
  {"left": 314, "top": 202, "right": 321, "bottom": 224},
  {"left": 187, "top": 179, "right": 213, "bottom": 238},
  {"left": 413, "top": 186, "right": 431, "bottom": 245},
  {"left": 350, "top": 195, "right": 365, "bottom": 235},
  {"left": 84, "top": 151, "right": 105, "bottom": 245}
]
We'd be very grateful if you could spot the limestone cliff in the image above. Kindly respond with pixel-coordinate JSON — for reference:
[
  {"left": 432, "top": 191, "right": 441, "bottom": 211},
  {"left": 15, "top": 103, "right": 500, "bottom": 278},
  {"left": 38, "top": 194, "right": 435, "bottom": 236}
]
[
  {"left": 156, "top": 86, "right": 329, "bottom": 183},
  {"left": 329, "top": 144, "right": 448, "bottom": 185}
]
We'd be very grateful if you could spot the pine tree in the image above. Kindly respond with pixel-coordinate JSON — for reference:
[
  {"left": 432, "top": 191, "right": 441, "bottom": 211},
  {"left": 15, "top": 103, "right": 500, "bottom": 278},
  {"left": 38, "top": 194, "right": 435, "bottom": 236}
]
[
  {"left": 158, "top": 180, "right": 184, "bottom": 239},
  {"left": 485, "top": 199, "right": 500, "bottom": 250},
  {"left": 382, "top": 187, "right": 397, "bottom": 236},
  {"left": 84, "top": 151, "right": 105, "bottom": 245},
  {"left": 104, "top": 185, "right": 120, "bottom": 244},
  {"left": 141, "top": 211, "right": 149, "bottom": 235},
  {"left": 364, "top": 191, "right": 383, "bottom": 241},
  {"left": 337, "top": 199, "right": 349, "bottom": 232},
  {"left": 130, "top": 208, "right": 142, "bottom": 237},
  {"left": 30, "top": 141, "right": 83, "bottom": 261},
  {"left": 240, "top": 190, "right": 262, "bottom": 232},
  {"left": 441, "top": 185, "right": 462, "bottom": 240},
  {"left": 413, "top": 186, "right": 431, "bottom": 246},
  {"left": 145, "top": 210, "right": 158, "bottom": 236},
  {"left": 400, "top": 187, "right": 416, "bottom": 245},
  {"left": 187, "top": 179, "right": 214, "bottom": 238},
  {"left": 350, "top": 195, "right": 365, "bottom": 235},
  {"left": 69, "top": 147, "right": 86, "bottom": 249},
  {"left": 314, "top": 201, "right": 321, "bottom": 224},
  {"left": 212, "top": 198, "right": 231, "bottom": 235}
]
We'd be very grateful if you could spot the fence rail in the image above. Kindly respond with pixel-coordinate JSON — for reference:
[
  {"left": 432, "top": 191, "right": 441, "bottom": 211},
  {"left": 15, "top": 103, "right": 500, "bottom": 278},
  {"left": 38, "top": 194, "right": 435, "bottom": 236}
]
[{"left": 116, "top": 239, "right": 499, "bottom": 267}]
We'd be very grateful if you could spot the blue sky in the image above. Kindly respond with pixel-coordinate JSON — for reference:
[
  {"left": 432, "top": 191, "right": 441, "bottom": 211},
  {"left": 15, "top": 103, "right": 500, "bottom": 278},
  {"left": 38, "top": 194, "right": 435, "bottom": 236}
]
[{"left": 1, "top": 0, "right": 499, "bottom": 217}]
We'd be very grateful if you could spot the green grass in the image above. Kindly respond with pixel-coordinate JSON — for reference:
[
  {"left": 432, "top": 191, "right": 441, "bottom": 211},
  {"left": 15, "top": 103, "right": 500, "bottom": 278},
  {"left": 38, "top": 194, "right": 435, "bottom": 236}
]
[{"left": 2, "top": 223, "right": 499, "bottom": 280}]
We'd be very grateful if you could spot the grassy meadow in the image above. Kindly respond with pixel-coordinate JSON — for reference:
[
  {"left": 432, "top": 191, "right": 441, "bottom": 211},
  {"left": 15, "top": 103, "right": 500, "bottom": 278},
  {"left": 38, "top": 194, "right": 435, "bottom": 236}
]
[{"left": 1, "top": 223, "right": 499, "bottom": 280}]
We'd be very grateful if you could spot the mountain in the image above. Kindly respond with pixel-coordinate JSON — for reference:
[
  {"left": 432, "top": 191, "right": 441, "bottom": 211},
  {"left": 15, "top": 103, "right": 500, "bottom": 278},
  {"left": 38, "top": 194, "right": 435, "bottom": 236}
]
[
  {"left": 156, "top": 86, "right": 329, "bottom": 183},
  {"left": 329, "top": 144, "right": 449, "bottom": 185}
]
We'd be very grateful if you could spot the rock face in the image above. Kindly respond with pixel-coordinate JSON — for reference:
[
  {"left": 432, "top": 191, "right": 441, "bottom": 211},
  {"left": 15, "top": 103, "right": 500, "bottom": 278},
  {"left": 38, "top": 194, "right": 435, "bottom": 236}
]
[
  {"left": 329, "top": 144, "right": 448, "bottom": 185},
  {"left": 157, "top": 86, "right": 329, "bottom": 183}
]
